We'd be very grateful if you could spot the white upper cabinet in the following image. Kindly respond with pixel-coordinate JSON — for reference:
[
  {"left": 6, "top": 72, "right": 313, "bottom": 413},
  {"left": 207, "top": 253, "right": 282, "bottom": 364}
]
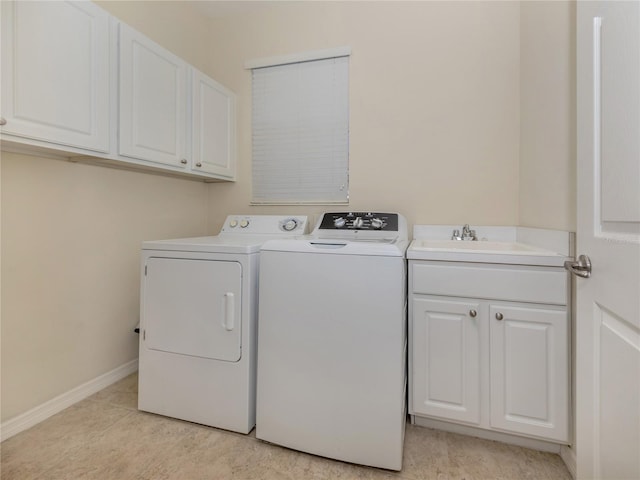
[
  {"left": 191, "top": 69, "right": 236, "bottom": 179},
  {"left": 1, "top": 2, "right": 236, "bottom": 182},
  {"left": 118, "top": 23, "right": 188, "bottom": 168},
  {"left": 0, "top": 1, "right": 110, "bottom": 152}
]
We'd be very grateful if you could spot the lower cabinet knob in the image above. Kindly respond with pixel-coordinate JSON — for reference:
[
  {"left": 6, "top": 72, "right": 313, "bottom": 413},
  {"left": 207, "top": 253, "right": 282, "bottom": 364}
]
[
  {"left": 180, "top": 159, "right": 188, "bottom": 165},
  {"left": 469, "top": 309, "right": 477, "bottom": 318},
  {"left": 195, "top": 162, "right": 202, "bottom": 167},
  {"left": 0, "top": 117, "right": 7, "bottom": 126},
  {"left": 496, "top": 312, "right": 504, "bottom": 321}
]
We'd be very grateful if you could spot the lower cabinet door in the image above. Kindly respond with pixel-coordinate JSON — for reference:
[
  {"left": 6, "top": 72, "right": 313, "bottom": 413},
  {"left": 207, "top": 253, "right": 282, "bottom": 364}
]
[
  {"left": 489, "top": 304, "right": 569, "bottom": 442},
  {"left": 411, "top": 297, "right": 481, "bottom": 424}
]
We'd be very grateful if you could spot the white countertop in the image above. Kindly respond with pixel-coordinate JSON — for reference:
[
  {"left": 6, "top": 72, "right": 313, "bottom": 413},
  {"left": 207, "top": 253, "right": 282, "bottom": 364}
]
[{"left": 408, "top": 225, "right": 574, "bottom": 267}]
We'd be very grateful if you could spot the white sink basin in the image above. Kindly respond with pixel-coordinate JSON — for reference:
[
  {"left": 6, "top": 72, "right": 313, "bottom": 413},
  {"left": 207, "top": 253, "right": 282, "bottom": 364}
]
[
  {"left": 411, "top": 240, "right": 555, "bottom": 256},
  {"left": 408, "top": 225, "right": 572, "bottom": 266}
]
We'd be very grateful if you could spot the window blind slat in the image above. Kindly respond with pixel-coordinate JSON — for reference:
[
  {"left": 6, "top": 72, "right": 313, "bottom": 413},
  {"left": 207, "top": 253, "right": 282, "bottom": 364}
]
[{"left": 251, "top": 56, "right": 349, "bottom": 204}]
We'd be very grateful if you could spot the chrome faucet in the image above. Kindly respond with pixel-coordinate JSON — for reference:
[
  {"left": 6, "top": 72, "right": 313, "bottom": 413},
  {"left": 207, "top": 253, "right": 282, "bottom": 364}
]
[
  {"left": 461, "top": 224, "right": 477, "bottom": 241},
  {"left": 451, "top": 224, "right": 477, "bottom": 241}
]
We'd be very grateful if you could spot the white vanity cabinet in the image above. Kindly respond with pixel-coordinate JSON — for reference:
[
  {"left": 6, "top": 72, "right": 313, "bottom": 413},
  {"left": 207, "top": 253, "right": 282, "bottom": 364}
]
[
  {"left": 409, "top": 260, "right": 570, "bottom": 444},
  {"left": 0, "top": 1, "right": 110, "bottom": 153}
]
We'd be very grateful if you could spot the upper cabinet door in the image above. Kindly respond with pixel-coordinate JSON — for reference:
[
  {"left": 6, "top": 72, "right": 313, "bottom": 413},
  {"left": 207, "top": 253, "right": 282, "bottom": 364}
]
[
  {"left": 191, "top": 69, "right": 236, "bottom": 179},
  {"left": 118, "top": 23, "right": 187, "bottom": 168},
  {"left": 0, "top": 1, "right": 110, "bottom": 152}
]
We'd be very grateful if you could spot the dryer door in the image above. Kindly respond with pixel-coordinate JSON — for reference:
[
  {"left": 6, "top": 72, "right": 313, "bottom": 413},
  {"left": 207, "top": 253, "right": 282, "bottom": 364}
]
[{"left": 143, "top": 257, "right": 242, "bottom": 362}]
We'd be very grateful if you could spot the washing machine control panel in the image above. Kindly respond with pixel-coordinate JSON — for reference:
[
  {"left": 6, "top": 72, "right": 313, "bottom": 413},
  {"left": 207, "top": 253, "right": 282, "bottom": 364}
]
[{"left": 319, "top": 212, "right": 399, "bottom": 232}]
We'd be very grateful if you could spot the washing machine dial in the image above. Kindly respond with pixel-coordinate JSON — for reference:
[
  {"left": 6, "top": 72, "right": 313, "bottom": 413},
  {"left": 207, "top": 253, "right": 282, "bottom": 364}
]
[
  {"left": 240, "top": 219, "right": 250, "bottom": 228},
  {"left": 353, "top": 217, "right": 364, "bottom": 228},
  {"left": 371, "top": 218, "right": 384, "bottom": 229},
  {"left": 333, "top": 217, "right": 346, "bottom": 228},
  {"left": 229, "top": 219, "right": 238, "bottom": 228},
  {"left": 282, "top": 218, "right": 298, "bottom": 231}
]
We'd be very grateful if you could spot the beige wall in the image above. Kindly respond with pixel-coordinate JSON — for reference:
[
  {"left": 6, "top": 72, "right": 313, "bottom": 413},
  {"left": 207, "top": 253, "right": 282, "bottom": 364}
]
[
  {"left": 0, "top": 1, "right": 213, "bottom": 422},
  {"left": 0, "top": 154, "right": 208, "bottom": 421},
  {"left": 205, "top": 1, "right": 522, "bottom": 231},
  {"left": 519, "top": 1, "right": 576, "bottom": 231},
  {"left": 96, "top": 0, "right": 214, "bottom": 78}
]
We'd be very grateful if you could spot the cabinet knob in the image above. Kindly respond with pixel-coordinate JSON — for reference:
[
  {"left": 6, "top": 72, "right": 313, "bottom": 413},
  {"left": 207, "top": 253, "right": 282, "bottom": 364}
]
[
  {"left": 0, "top": 117, "right": 6, "bottom": 126},
  {"left": 180, "top": 158, "right": 188, "bottom": 165},
  {"left": 495, "top": 312, "right": 504, "bottom": 321},
  {"left": 195, "top": 162, "right": 202, "bottom": 167},
  {"left": 469, "top": 309, "right": 477, "bottom": 318}
]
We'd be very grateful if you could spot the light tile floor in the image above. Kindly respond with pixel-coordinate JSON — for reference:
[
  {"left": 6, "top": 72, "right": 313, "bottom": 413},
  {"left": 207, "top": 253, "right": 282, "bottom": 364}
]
[{"left": 1, "top": 374, "right": 572, "bottom": 480}]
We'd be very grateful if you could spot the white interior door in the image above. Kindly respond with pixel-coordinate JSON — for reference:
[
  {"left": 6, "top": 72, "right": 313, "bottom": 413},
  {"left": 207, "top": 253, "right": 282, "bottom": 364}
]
[{"left": 575, "top": 2, "right": 640, "bottom": 478}]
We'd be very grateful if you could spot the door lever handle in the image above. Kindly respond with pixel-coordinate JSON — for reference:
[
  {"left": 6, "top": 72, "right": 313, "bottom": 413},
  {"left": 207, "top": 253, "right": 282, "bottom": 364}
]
[{"left": 564, "top": 254, "right": 591, "bottom": 278}]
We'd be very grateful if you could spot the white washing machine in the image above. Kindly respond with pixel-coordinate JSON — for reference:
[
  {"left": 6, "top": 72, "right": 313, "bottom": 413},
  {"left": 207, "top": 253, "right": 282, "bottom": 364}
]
[
  {"left": 138, "top": 215, "right": 308, "bottom": 434},
  {"left": 256, "top": 212, "right": 408, "bottom": 470}
]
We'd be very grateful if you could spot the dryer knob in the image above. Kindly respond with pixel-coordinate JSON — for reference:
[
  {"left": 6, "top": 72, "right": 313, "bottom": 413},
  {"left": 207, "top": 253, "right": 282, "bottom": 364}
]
[
  {"left": 334, "top": 217, "right": 346, "bottom": 228},
  {"left": 283, "top": 219, "right": 298, "bottom": 231},
  {"left": 240, "top": 219, "right": 250, "bottom": 228},
  {"left": 229, "top": 219, "right": 238, "bottom": 228},
  {"left": 353, "top": 217, "right": 364, "bottom": 228}
]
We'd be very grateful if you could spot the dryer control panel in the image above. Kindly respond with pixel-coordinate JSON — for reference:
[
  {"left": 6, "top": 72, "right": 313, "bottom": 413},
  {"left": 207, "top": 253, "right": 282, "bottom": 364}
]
[
  {"left": 221, "top": 215, "right": 308, "bottom": 235},
  {"left": 318, "top": 212, "right": 399, "bottom": 232}
]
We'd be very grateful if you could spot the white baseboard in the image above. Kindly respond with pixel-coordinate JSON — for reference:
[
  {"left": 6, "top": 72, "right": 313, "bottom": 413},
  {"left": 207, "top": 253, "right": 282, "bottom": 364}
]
[
  {"left": 560, "top": 445, "right": 577, "bottom": 479},
  {"left": 0, "top": 359, "right": 138, "bottom": 442}
]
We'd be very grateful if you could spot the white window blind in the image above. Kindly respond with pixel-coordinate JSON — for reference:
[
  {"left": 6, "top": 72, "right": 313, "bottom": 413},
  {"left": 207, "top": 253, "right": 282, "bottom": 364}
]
[{"left": 251, "top": 55, "right": 349, "bottom": 204}]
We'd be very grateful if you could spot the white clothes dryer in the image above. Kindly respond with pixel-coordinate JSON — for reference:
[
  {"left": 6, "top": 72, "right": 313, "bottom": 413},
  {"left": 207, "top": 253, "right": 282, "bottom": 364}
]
[
  {"left": 256, "top": 212, "right": 408, "bottom": 470},
  {"left": 138, "top": 215, "right": 308, "bottom": 434}
]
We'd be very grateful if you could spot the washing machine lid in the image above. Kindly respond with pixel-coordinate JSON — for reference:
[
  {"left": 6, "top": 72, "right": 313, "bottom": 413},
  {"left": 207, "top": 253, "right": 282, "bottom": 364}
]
[{"left": 260, "top": 237, "right": 409, "bottom": 257}]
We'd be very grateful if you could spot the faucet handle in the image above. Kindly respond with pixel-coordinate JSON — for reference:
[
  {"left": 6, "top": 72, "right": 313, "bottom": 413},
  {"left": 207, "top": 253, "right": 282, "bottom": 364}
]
[{"left": 451, "top": 229, "right": 461, "bottom": 240}]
